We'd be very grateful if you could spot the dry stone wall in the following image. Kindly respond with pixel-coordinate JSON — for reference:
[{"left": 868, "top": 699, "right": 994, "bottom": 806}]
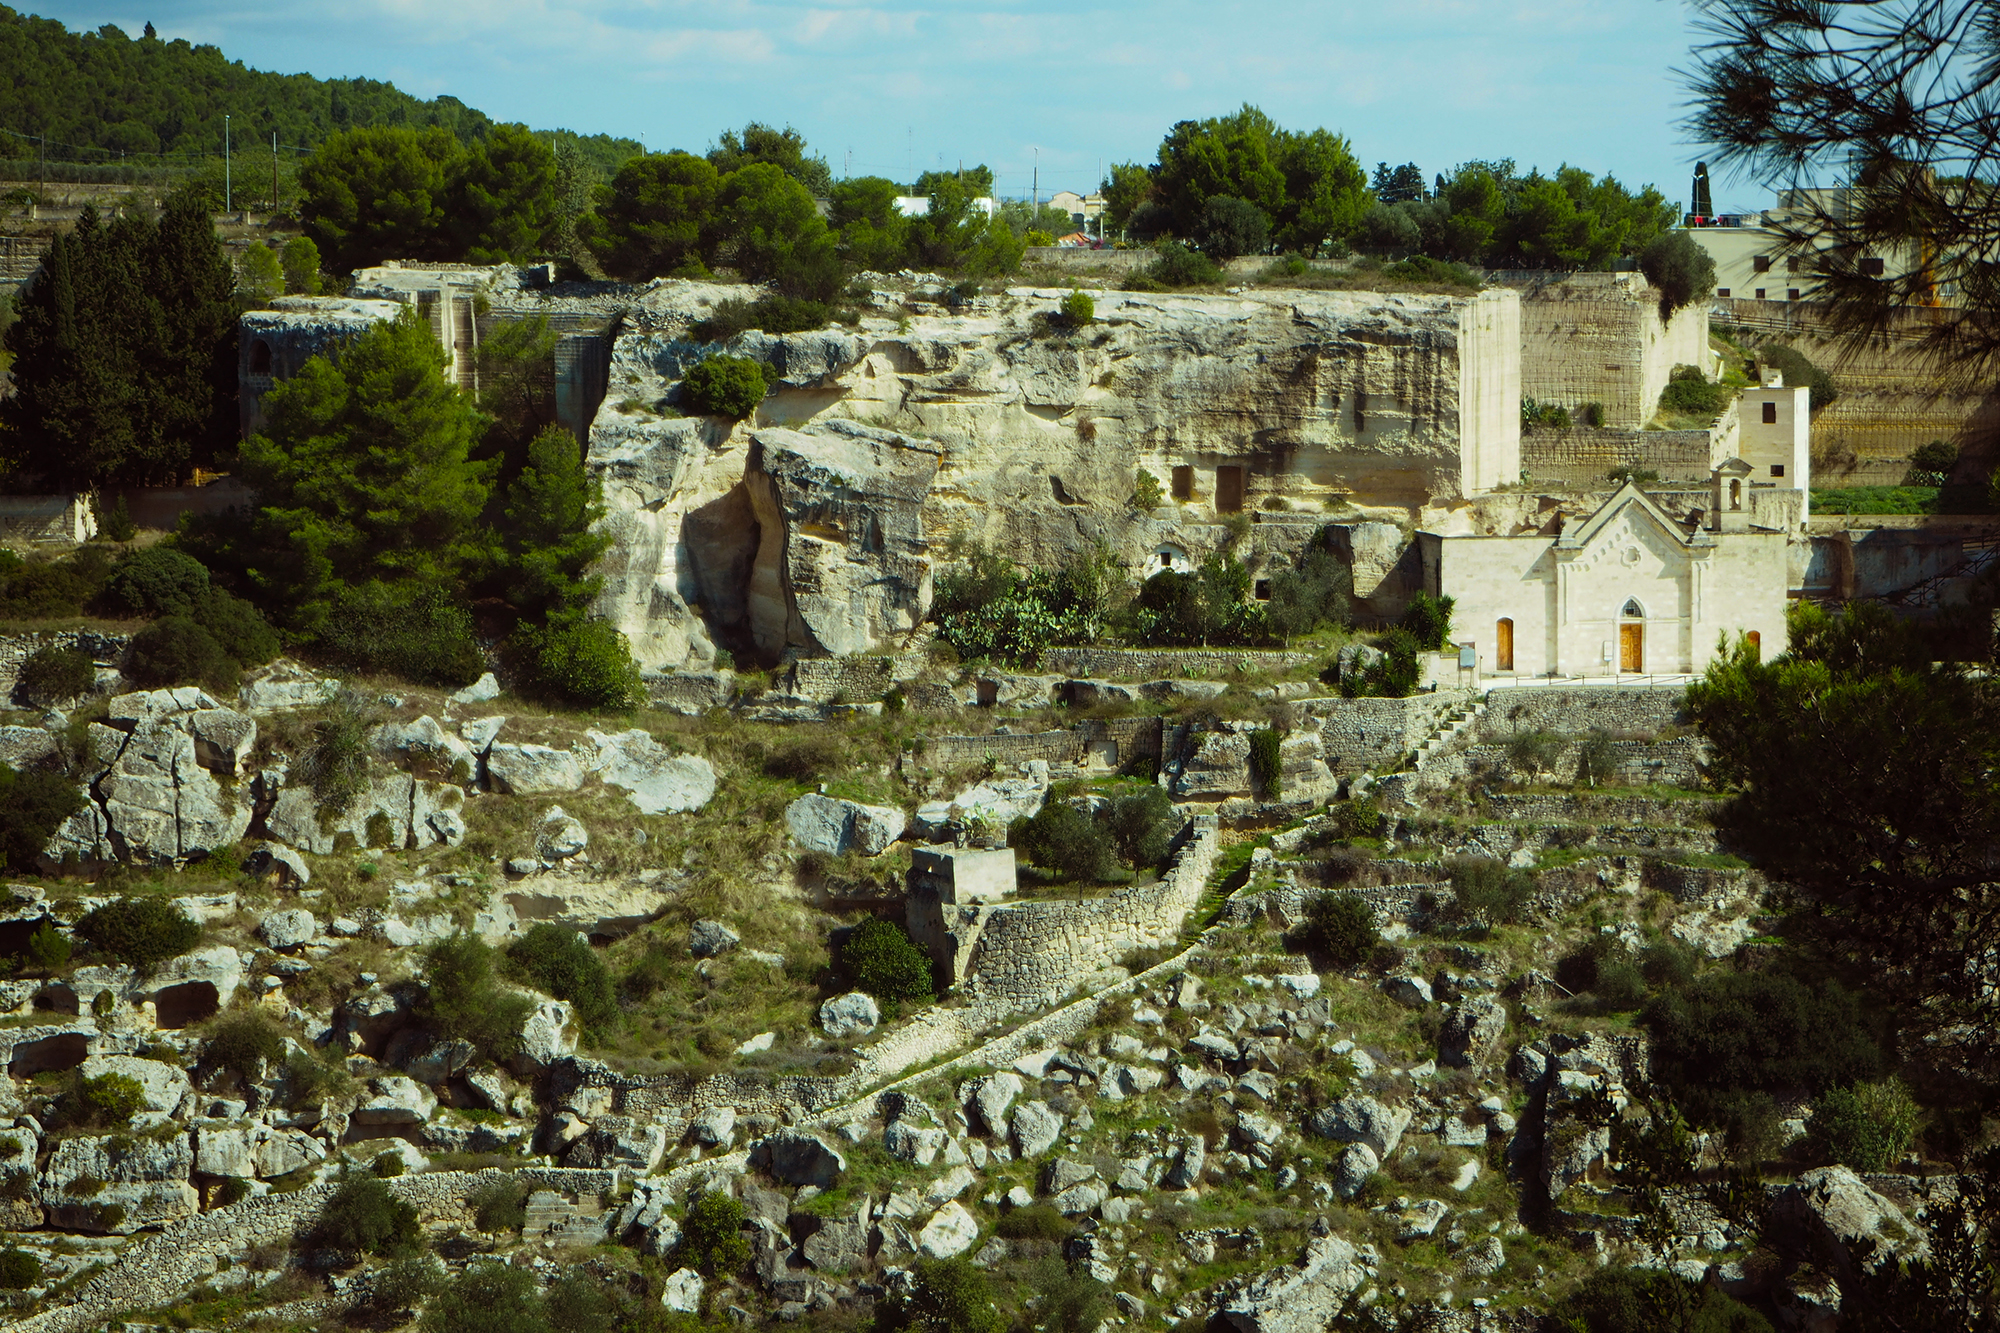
[
  {"left": 1300, "top": 691, "right": 1471, "bottom": 773},
  {"left": 0, "top": 631, "right": 128, "bottom": 698},
  {"left": 1477, "top": 686, "right": 1688, "bottom": 741},
  {"left": 1039, "top": 647, "right": 1323, "bottom": 679}
]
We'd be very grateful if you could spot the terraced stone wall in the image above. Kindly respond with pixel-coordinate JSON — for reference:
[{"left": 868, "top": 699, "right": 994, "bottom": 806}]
[{"left": 1478, "top": 686, "right": 1688, "bottom": 741}]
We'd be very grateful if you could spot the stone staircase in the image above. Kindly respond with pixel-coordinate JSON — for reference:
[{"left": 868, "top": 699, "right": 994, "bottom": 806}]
[{"left": 1412, "top": 695, "right": 1488, "bottom": 770}]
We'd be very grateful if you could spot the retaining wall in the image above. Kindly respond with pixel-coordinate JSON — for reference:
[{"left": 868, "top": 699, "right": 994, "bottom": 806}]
[
  {"left": 1299, "top": 690, "right": 1471, "bottom": 773},
  {"left": 0, "top": 631, "right": 129, "bottom": 699},
  {"left": 1040, "top": 647, "right": 1322, "bottom": 679},
  {"left": 919, "top": 716, "right": 1164, "bottom": 773},
  {"left": 1420, "top": 737, "right": 1709, "bottom": 791},
  {"left": 6, "top": 1167, "right": 618, "bottom": 1333},
  {"left": 0, "top": 495, "right": 94, "bottom": 545},
  {"left": 1477, "top": 686, "right": 1688, "bottom": 740}
]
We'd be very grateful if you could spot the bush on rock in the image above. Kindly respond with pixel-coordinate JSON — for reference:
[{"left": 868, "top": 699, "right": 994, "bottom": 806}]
[
  {"left": 682, "top": 354, "right": 767, "bottom": 419},
  {"left": 312, "top": 1173, "right": 421, "bottom": 1257},
  {"left": 76, "top": 895, "right": 202, "bottom": 969}
]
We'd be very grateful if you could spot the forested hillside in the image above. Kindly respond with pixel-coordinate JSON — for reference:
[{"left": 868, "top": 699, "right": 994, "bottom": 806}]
[{"left": 0, "top": 7, "right": 641, "bottom": 180}]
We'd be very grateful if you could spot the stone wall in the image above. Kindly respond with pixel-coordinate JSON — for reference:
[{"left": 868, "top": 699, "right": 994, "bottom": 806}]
[
  {"left": 0, "top": 495, "right": 95, "bottom": 545},
  {"left": 7, "top": 1167, "right": 617, "bottom": 1333},
  {"left": 907, "top": 821, "right": 1218, "bottom": 1010},
  {"left": 1298, "top": 690, "right": 1471, "bottom": 774},
  {"left": 1418, "top": 737, "right": 1709, "bottom": 791},
  {"left": 1521, "top": 426, "right": 1718, "bottom": 487},
  {"left": 780, "top": 655, "right": 925, "bottom": 702},
  {"left": 1039, "top": 647, "right": 1323, "bottom": 679},
  {"left": 917, "top": 717, "right": 1165, "bottom": 774},
  {"left": 1477, "top": 686, "right": 1688, "bottom": 741},
  {"left": 0, "top": 631, "right": 128, "bottom": 699}
]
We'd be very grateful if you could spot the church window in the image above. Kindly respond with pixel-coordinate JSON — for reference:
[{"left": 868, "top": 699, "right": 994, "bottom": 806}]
[{"left": 1621, "top": 599, "right": 1644, "bottom": 619}]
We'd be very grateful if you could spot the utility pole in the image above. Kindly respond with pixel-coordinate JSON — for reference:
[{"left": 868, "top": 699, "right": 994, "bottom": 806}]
[
  {"left": 224, "top": 113, "right": 232, "bottom": 213},
  {"left": 271, "top": 132, "right": 278, "bottom": 212},
  {"left": 1032, "top": 147, "right": 1038, "bottom": 212}
]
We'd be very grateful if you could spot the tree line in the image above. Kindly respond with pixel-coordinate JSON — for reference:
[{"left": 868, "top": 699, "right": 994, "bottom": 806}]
[{"left": 0, "top": 7, "right": 640, "bottom": 181}]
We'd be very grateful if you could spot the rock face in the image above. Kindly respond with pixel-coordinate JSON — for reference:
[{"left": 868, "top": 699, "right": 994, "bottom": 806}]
[
  {"left": 41, "top": 1134, "right": 198, "bottom": 1233},
  {"left": 785, "top": 793, "right": 907, "bottom": 856},
  {"left": 587, "top": 729, "right": 716, "bottom": 814},
  {"left": 1770, "top": 1166, "right": 1929, "bottom": 1277},
  {"left": 752, "top": 1132, "right": 846, "bottom": 1188},
  {"left": 819, "top": 991, "right": 881, "bottom": 1038},
  {"left": 1309, "top": 1096, "right": 1413, "bottom": 1159},
  {"left": 1221, "top": 1233, "right": 1368, "bottom": 1333},
  {"left": 588, "top": 283, "right": 1521, "bottom": 670},
  {"left": 1437, "top": 996, "right": 1508, "bottom": 1068}
]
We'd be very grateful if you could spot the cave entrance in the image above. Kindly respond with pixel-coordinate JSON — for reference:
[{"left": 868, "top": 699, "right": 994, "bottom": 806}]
[
  {"left": 1216, "top": 466, "right": 1245, "bottom": 513},
  {"left": 9, "top": 1031, "right": 89, "bottom": 1077},
  {"left": 153, "top": 982, "right": 220, "bottom": 1029}
]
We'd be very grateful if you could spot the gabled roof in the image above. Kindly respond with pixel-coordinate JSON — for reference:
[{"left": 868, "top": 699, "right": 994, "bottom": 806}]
[
  {"left": 1714, "top": 456, "right": 1755, "bottom": 476},
  {"left": 1554, "top": 481, "right": 1714, "bottom": 552}
]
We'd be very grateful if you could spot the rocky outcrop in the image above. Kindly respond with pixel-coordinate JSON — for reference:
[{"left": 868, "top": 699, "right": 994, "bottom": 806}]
[
  {"left": 1219, "top": 1233, "right": 1368, "bottom": 1333},
  {"left": 785, "top": 794, "right": 906, "bottom": 856},
  {"left": 588, "top": 282, "right": 1520, "bottom": 670}
]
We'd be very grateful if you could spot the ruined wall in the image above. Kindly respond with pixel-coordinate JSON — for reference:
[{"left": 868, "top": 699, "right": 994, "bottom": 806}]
[
  {"left": 0, "top": 630, "right": 127, "bottom": 697},
  {"left": 1515, "top": 272, "right": 1710, "bottom": 429},
  {"left": 918, "top": 717, "right": 1164, "bottom": 774},
  {"left": 1039, "top": 646, "right": 1323, "bottom": 679},
  {"left": 0, "top": 495, "right": 95, "bottom": 545}
]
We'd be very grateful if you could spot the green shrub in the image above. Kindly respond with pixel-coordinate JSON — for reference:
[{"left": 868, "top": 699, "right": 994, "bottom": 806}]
[
  {"left": 68, "top": 1072, "right": 147, "bottom": 1128},
  {"left": 1552, "top": 1265, "right": 1771, "bottom": 1333},
  {"left": 102, "top": 546, "right": 210, "bottom": 617},
  {"left": 25, "top": 919, "right": 70, "bottom": 971},
  {"left": 310, "top": 1173, "right": 421, "bottom": 1256},
  {"left": 1265, "top": 545, "right": 1352, "bottom": 643},
  {"left": 1059, "top": 290, "right": 1095, "bottom": 326},
  {"left": 1575, "top": 729, "right": 1621, "bottom": 788},
  {"left": 1149, "top": 241, "right": 1221, "bottom": 287},
  {"left": 372, "top": 1253, "right": 446, "bottom": 1314},
  {"left": 1128, "top": 554, "right": 1265, "bottom": 648},
  {"left": 1103, "top": 785, "right": 1178, "bottom": 872},
  {"left": 840, "top": 917, "right": 935, "bottom": 1001},
  {"left": 420, "top": 932, "right": 535, "bottom": 1063},
  {"left": 1809, "top": 1079, "right": 1919, "bottom": 1171},
  {"left": 694, "top": 295, "right": 830, "bottom": 341},
  {"left": 296, "top": 691, "right": 374, "bottom": 819},
  {"left": 510, "top": 615, "right": 642, "bottom": 710},
  {"left": 762, "top": 735, "right": 848, "bottom": 782},
  {"left": 1340, "top": 628, "right": 1421, "bottom": 699},
  {"left": 0, "top": 762, "right": 86, "bottom": 873},
  {"left": 1130, "top": 468, "right": 1164, "bottom": 511},
  {"left": 679, "top": 1190, "right": 751, "bottom": 1275},
  {"left": 373, "top": 1150, "right": 405, "bottom": 1178},
  {"left": 879, "top": 1256, "right": 1003, "bottom": 1333},
  {"left": 202, "top": 1009, "right": 286, "bottom": 1081},
  {"left": 994, "top": 1202, "right": 1073, "bottom": 1240},
  {"left": 215, "top": 1175, "right": 251, "bottom": 1206},
  {"left": 0, "top": 547, "right": 111, "bottom": 619},
  {"left": 1248, "top": 728, "right": 1283, "bottom": 799},
  {"left": 1196, "top": 195, "right": 1269, "bottom": 261},
  {"left": 16, "top": 644, "right": 94, "bottom": 706},
  {"left": 76, "top": 896, "right": 202, "bottom": 969},
  {"left": 507, "top": 922, "right": 618, "bottom": 1035},
  {"left": 470, "top": 1178, "right": 530, "bottom": 1232},
  {"left": 1506, "top": 729, "right": 1563, "bottom": 777},
  {"left": 682, "top": 354, "right": 768, "bottom": 419},
  {"left": 96, "top": 492, "right": 137, "bottom": 542},
  {"left": 931, "top": 542, "right": 1122, "bottom": 666},
  {"left": 191, "top": 588, "right": 281, "bottom": 668},
  {"left": 1638, "top": 231, "right": 1719, "bottom": 319},
  {"left": 1658, "top": 364, "right": 1733, "bottom": 420},
  {"left": 1399, "top": 592, "right": 1455, "bottom": 651},
  {"left": 1607, "top": 464, "right": 1662, "bottom": 486},
  {"left": 1759, "top": 342, "right": 1837, "bottom": 410},
  {"left": 1906, "top": 439, "right": 1958, "bottom": 486},
  {"left": 1644, "top": 968, "right": 1887, "bottom": 1141},
  {"left": 1521, "top": 397, "right": 1572, "bottom": 428},
  {"left": 320, "top": 582, "right": 483, "bottom": 687},
  {"left": 1300, "top": 893, "right": 1379, "bottom": 966},
  {"left": 1011, "top": 801, "right": 1124, "bottom": 884},
  {"left": 1446, "top": 857, "right": 1534, "bottom": 927},
  {"left": 124, "top": 615, "right": 236, "bottom": 689},
  {"left": 1382, "top": 255, "right": 1481, "bottom": 289},
  {"left": 0, "top": 1247, "right": 41, "bottom": 1289}
]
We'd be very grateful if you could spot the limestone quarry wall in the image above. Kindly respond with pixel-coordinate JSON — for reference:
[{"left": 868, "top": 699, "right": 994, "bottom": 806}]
[
  {"left": 1717, "top": 298, "right": 2000, "bottom": 484},
  {"left": 1515, "top": 273, "right": 1711, "bottom": 429},
  {"left": 583, "top": 281, "right": 1523, "bottom": 672},
  {"left": 1522, "top": 425, "right": 1719, "bottom": 486}
]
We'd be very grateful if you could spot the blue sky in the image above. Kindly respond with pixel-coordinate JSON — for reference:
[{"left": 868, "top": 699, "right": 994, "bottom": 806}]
[{"left": 39, "top": 0, "right": 1756, "bottom": 208}]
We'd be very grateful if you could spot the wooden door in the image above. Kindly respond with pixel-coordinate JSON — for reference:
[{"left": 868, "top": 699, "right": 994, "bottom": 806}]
[
  {"left": 1619, "top": 622, "right": 1643, "bottom": 672},
  {"left": 1495, "top": 618, "right": 1514, "bottom": 672}
]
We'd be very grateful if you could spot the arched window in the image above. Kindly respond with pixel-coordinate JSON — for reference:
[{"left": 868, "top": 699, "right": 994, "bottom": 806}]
[
  {"left": 1621, "top": 599, "right": 1644, "bottom": 618},
  {"left": 249, "top": 339, "right": 273, "bottom": 375},
  {"left": 1746, "top": 630, "right": 1762, "bottom": 658},
  {"left": 1729, "top": 478, "right": 1743, "bottom": 509},
  {"left": 1495, "top": 618, "right": 1514, "bottom": 672}
]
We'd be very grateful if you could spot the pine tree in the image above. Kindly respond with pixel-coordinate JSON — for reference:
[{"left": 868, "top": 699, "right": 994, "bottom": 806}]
[{"left": 500, "top": 426, "right": 609, "bottom": 619}]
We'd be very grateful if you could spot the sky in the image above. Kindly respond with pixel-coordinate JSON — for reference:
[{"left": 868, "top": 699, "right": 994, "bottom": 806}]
[{"left": 34, "top": 0, "right": 1759, "bottom": 209}]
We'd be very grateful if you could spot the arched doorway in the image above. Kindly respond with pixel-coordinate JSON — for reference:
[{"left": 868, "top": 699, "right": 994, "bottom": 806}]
[
  {"left": 1746, "top": 630, "right": 1762, "bottom": 659},
  {"left": 249, "top": 339, "right": 273, "bottom": 375},
  {"left": 1618, "top": 599, "right": 1644, "bottom": 672},
  {"left": 1495, "top": 618, "right": 1514, "bottom": 672}
]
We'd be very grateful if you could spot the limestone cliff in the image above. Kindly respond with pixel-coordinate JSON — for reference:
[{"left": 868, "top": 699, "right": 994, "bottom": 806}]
[{"left": 587, "top": 281, "right": 1521, "bottom": 669}]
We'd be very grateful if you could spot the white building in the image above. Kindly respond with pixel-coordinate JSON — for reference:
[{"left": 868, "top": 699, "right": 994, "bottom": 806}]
[
  {"left": 1685, "top": 188, "right": 1919, "bottom": 303},
  {"left": 1424, "top": 471, "right": 1791, "bottom": 679},
  {"left": 893, "top": 196, "right": 999, "bottom": 220}
]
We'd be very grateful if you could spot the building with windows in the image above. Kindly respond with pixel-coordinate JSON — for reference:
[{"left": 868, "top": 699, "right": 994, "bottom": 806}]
[
  {"left": 1421, "top": 470, "right": 1790, "bottom": 678},
  {"left": 1684, "top": 188, "right": 1916, "bottom": 302}
]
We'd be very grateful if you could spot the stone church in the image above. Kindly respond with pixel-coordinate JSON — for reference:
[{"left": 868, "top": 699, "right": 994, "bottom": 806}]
[{"left": 1423, "top": 468, "right": 1791, "bottom": 679}]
